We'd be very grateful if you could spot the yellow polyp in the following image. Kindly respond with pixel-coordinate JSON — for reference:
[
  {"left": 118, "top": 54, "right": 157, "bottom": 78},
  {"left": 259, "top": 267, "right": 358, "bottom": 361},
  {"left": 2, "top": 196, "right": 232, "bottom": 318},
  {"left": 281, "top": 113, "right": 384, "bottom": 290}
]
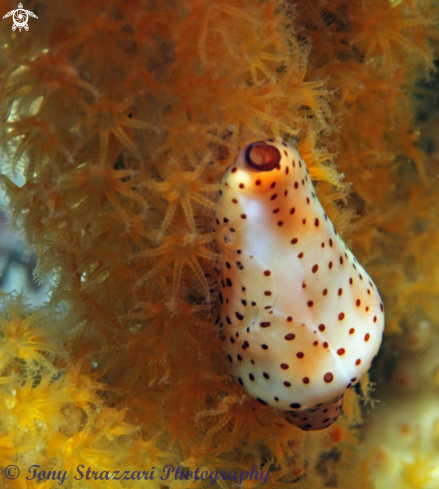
[
  {"left": 132, "top": 228, "right": 221, "bottom": 300},
  {"left": 402, "top": 453, "right": 436, "bottom": 488},
  {"left": 73, "top": 97, "right": 155, "bottom": 166},
  {"left": 140, "top": 154, "right": 224, "bottom": 236}
]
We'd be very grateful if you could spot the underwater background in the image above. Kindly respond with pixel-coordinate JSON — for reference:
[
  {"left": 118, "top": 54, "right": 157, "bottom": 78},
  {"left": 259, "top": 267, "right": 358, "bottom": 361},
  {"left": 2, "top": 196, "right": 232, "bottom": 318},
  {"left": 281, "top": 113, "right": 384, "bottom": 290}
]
[{"left": 0, "top": 0, "right": 439, "bottom": 487}]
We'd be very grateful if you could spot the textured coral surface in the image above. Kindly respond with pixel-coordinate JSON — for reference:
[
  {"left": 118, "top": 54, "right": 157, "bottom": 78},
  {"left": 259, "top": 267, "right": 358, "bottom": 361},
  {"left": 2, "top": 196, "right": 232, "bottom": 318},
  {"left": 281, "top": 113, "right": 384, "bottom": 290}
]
[{"left": 0, "top": 0, "right": 438, "bottom": 487}]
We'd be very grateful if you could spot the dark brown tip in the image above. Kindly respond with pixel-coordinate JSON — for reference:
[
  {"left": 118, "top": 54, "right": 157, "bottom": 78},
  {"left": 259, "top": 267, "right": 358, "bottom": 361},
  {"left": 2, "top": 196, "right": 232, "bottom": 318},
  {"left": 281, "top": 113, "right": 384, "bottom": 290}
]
[{"left": 245, "top": 142, "right": 281, "bottom": 172}]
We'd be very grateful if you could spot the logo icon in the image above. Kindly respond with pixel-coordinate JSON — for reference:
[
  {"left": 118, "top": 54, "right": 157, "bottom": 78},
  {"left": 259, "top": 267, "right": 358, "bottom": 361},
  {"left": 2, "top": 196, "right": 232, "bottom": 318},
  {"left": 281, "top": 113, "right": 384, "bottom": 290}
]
[{"left": 3, "top": 3, "right": 38, "bottom": 32}]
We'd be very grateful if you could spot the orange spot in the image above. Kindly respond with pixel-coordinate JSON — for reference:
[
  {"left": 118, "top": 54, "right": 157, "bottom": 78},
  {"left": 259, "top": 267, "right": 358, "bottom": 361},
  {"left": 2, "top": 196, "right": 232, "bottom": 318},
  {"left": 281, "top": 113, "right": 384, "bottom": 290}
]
[{"left": 328, "top": 425, "right": 345, "bottom": 444}]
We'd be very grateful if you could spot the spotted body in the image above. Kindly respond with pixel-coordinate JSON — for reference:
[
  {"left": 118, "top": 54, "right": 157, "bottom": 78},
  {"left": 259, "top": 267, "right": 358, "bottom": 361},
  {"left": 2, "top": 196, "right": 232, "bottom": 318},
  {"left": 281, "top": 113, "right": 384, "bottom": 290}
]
[{"left": 212, "top": 140, "right": 384, "bottom": 431}]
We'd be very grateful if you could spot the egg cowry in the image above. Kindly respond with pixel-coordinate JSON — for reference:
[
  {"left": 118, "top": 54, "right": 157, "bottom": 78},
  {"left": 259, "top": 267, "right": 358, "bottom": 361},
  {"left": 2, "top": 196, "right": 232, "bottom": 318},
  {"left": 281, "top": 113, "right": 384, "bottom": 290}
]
[{"left": 212, "top": 140, "right": 384, "bottom": 431}]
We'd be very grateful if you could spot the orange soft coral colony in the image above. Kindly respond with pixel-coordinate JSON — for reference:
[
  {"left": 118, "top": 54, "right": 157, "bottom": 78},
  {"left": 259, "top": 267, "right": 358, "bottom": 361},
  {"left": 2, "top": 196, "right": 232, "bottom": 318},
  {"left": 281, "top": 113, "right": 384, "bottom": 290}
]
[{"left": 212, "top": 140, "right": 385, "bottom": 431}]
